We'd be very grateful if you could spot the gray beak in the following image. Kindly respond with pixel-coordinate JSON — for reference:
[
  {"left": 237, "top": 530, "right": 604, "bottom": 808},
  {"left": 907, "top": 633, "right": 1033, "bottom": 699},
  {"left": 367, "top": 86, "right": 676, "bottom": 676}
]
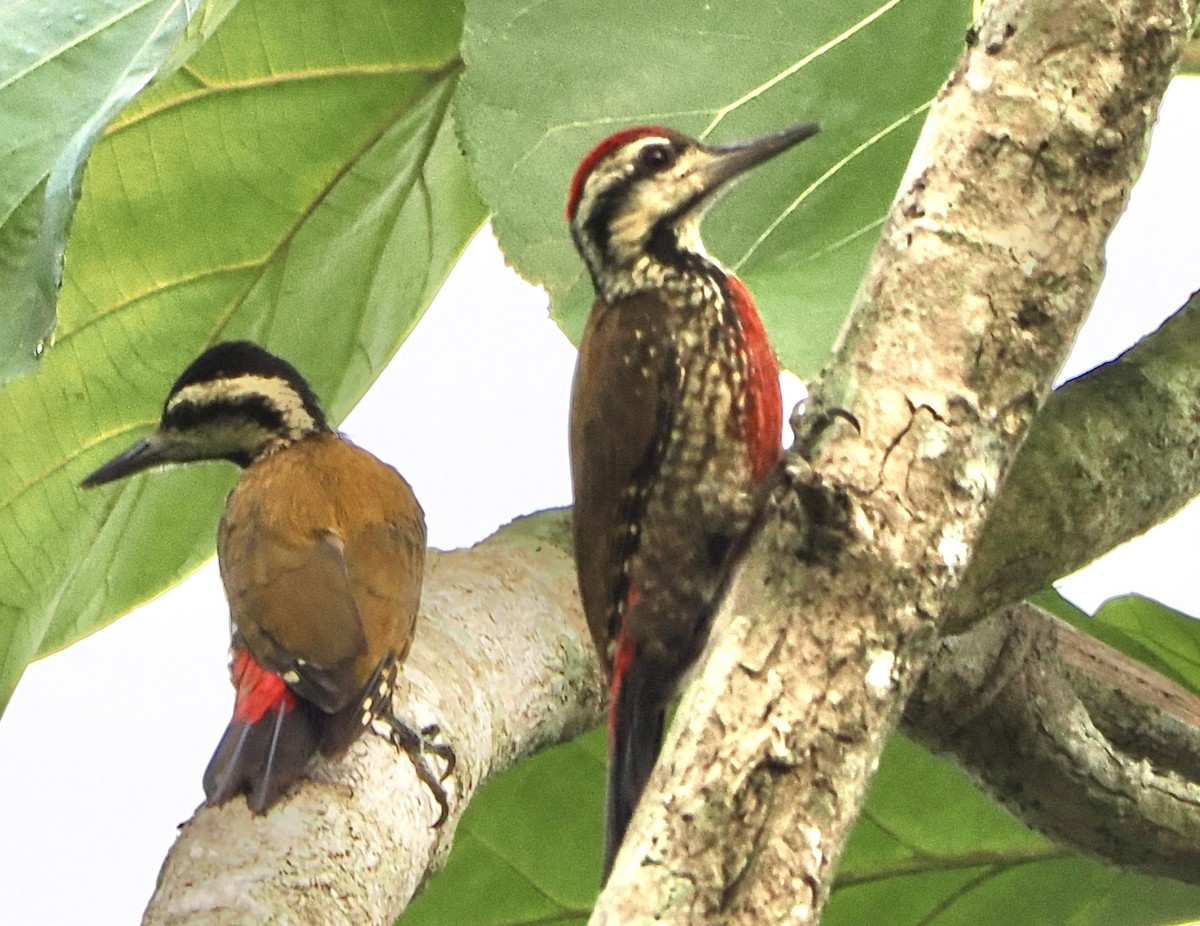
[
  {"left": 81, "top": 435, "right": 169, "bottom": 488},
  {"left": 694, "top": 122, "right": 820, "bottom": 196}
]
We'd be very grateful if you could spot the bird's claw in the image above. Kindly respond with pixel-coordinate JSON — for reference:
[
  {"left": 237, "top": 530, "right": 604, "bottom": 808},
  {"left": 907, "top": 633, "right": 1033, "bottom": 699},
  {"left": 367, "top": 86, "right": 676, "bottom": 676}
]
[
  {"left": 791, "top": 397, "right": 860, "bottom": 462},
  {"left": 417, "top": 723, "right": 457, "bottom": 780},
  {"left": 384, "top": 716, "right": 457, "bottom": 827}
]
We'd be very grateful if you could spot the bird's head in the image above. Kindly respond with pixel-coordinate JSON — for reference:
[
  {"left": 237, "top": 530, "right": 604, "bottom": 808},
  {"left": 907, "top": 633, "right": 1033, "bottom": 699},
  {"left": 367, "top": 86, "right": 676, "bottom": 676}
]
[
  {"left": 566, "top": 122, "right": 818, "bottom": 296},
  {"left": 81, "top": 341, "right": 328, "bottom": 487}
]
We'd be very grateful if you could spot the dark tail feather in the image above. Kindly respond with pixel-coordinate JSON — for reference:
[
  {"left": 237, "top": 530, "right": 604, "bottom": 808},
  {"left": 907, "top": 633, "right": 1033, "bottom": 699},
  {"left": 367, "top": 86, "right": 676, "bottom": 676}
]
[
  {"left": 604, "top": 657, "right": 666, "bottom": 882},
  {"left": 203, "top": 700, "right": 321, "bottom": 813}
]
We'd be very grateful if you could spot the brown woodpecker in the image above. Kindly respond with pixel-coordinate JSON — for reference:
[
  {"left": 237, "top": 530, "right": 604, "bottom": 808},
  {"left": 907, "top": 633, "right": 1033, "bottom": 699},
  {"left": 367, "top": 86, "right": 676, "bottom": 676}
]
[
  {"left": 567, "top": 122, "right": 818, "bottom": 878},
  {"left": 82, "top": 341, "right": 453, "bottom": 820}
]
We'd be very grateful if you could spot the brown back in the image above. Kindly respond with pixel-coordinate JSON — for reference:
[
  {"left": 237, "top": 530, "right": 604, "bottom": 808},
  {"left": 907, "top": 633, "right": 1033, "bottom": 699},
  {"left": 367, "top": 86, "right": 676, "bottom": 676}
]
[{"left": 218, "top": 433, "right": 426, "bottom": 715}]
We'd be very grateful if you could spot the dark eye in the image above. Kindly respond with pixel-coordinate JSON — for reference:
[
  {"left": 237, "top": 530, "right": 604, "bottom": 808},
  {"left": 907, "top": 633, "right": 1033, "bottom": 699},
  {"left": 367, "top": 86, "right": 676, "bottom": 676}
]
[{"left": 638, "top": 143, "right": 676, "bottom": 172}]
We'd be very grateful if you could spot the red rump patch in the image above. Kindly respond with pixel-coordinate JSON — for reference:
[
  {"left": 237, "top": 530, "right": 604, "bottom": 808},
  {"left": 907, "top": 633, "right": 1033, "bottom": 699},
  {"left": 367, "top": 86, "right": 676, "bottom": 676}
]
[
  {"left": 606, "top": 584, "right": 642, "bottom": 735},
  {"left": 231, "top": 649, "right": 297, "bottom": 724},
  {"left": 725, "top": 274, "right": 783, "bottom": 482},
  {"left": 609, "top": 632, "right": 637, "bottom": 738},
  {"left": 567, "top": 126, "right": 671, "bottom": 220}
]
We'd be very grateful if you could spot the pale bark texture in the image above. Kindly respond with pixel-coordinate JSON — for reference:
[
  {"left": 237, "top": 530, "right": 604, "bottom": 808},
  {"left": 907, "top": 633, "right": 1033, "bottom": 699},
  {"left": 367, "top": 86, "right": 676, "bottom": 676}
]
[
  {"left": 592, "top": 0, "right": 1197, "bottom": 921},
  {"left": 141, "top": 512, "right": 1200, "bottom": 922}
]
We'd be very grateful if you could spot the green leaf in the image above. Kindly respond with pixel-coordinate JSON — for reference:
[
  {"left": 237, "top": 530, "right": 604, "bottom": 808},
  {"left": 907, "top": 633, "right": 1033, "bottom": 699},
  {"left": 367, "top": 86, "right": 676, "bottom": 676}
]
[
  {"left": 0, "top": 0, "right": 233, "bottom": 385},
  {"left": 0, "top": 0, "right": 484, "bottom": 708},
  {"left": 403, "top": 726, "right": 605, "bottom": 924},
  {"left": 457, "top": 0, "right": 972, "bottom": 375},
  {"left": 1036, "top": 590, "right": 1200, "bottom": 694}
]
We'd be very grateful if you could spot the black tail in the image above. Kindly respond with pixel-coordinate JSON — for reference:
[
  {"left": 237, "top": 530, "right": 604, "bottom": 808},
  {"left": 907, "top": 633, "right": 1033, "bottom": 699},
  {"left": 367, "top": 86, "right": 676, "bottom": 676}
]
[
  {"left": 604, "top": 658, "right": 666, "bottom": 882},
  {"left": 203, "top": 700, "right": 321, "bottom": 813}
]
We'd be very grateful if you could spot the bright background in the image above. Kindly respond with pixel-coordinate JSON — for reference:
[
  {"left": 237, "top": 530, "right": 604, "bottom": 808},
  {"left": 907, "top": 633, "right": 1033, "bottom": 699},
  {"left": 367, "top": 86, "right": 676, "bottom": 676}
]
[{"left": 1, "top": 78, "right": 1197, "bottom": 926}]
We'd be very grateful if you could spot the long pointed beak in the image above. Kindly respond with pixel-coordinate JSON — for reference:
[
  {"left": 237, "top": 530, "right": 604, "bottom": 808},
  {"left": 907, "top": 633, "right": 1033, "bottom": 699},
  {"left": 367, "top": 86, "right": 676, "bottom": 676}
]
[
  {"left": 81, "top": 435, "right": 169, "bottom": 488},
  {"left": 695, "top": 122, "right": 819, "bottom": 195}
]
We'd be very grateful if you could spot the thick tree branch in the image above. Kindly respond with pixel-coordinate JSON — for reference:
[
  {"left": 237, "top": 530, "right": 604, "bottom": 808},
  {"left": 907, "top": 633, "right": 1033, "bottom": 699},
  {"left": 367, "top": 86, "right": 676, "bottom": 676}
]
[
  {"left": 592, "top": 0, "right": 1193, "bottom": 922},
  {"left": 142, "top": 510, "right": 604, "bottom": 926},
  {"left": 954, "top": 289, "right": 1200, "bottom": 625},
  {"left": 905, "top": 601, "right": 1200, "bottom": 885}
]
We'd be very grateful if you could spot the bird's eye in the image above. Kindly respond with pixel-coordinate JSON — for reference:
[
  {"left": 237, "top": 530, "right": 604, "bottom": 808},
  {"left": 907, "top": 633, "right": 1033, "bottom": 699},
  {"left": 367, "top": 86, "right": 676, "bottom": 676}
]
[{"left": 638, "top": 143, "right": 676, "bottom": 172}]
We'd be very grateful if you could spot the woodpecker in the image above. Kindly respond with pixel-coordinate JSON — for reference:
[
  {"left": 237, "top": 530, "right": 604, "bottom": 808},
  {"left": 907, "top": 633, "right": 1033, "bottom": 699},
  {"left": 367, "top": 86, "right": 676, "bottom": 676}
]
[
  {"left": 566, "top": 122, "right": 818, "bottom": 878},
  {"left": 82, "top": 341, "right": 453, "bottom": 820}
]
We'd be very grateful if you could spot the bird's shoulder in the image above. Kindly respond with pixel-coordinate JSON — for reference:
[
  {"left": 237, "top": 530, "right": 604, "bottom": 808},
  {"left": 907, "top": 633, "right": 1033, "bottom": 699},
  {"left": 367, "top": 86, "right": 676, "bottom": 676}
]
[{"left": 224, "top": 432, "right": 425, "bottom": 543}]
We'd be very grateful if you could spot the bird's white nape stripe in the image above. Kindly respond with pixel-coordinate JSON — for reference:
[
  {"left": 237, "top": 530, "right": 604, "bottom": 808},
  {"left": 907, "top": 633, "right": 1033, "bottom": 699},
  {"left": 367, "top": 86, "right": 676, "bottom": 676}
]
[{"left": 167, "top": 374, "right": 317, "bottom": 436}]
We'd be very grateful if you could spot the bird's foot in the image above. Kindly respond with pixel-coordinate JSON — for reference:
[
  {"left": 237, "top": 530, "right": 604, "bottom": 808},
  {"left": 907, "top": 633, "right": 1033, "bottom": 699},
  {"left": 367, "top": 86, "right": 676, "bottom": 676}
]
[
  {"left": 383, "top": 715, "right": 456, "bottom": 827},
  {"left": 790, "top": 395, "right": 860, "bottom": 462},
  {"left": 775, "top": 394, "right": 858, "bottom": 566}
]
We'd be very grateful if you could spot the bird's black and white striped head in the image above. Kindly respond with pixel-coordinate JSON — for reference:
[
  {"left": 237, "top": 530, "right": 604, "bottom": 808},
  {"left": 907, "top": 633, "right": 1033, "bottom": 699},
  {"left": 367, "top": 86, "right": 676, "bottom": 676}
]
[
  {"left": 82, "top": 341, "right": 328, "bottom": 486},
  {"left": 566, "top": 123, "right": 818, "bottom": 299}
]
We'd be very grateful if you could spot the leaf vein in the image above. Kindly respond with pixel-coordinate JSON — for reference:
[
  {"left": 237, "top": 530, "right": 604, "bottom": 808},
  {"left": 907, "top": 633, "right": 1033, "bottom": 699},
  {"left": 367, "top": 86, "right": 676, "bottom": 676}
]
[{"left": 702, "top": 0, "right": 911, "bottom": 137}]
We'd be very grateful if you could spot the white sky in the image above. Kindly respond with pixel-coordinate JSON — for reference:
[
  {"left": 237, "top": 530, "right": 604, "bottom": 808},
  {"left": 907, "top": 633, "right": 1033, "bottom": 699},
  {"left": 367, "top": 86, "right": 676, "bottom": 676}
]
[{"left": 1, "top": 78, "right": 1197, "bottom": 926}]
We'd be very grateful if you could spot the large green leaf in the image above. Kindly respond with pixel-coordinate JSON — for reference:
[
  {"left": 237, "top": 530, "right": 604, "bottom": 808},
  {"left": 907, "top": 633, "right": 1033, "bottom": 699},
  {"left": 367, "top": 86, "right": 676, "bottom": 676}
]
[
  {"left": 403, "top": 726, "right": 606, "bottom": 924},
  {"left": 403, "top": 729, "right": 1200, "bottom": 925},
  {"left": 0, "top": 0, "right": 239, "bottom": 384},
  {"left": 456, "top": 0, "right": 971, "bottom": 375},
  {"left": 0, "top": 0, "right": 484, "bottom": 708}
]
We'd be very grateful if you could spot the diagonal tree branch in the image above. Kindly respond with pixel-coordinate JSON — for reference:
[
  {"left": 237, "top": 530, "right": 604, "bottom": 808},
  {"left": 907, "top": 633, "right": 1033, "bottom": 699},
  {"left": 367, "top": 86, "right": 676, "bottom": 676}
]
[
  {"left": 906, "top": 600, "right": 1200, "bottom": 885},
  {"left": 141, "top": 510, "right": 1200, "bottom": 923},
  {"left": 954, "top": 288, "right": 1200, "bottom": 626},
  {"left": 592, "top": 0, "right": 1194, "bottom": 921}
]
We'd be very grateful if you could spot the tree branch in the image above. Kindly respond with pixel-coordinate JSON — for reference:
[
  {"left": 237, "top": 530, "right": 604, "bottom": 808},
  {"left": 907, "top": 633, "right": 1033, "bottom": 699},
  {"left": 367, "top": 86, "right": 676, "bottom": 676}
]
[
  {"left": 954, "top": 288, "right": 1200, "bottom": 625},
  {"left": 142, "top": 510, "right": 605, "bottom": 926},
  {"left": 139, "top": 521, "right": 1200, "bottom": 924},
  {"left": 592, "top": 0, "right": 1193, "bottom": 921},
  {"left": 905, "top": 601, "right": 1200, "bottom": 885}
]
